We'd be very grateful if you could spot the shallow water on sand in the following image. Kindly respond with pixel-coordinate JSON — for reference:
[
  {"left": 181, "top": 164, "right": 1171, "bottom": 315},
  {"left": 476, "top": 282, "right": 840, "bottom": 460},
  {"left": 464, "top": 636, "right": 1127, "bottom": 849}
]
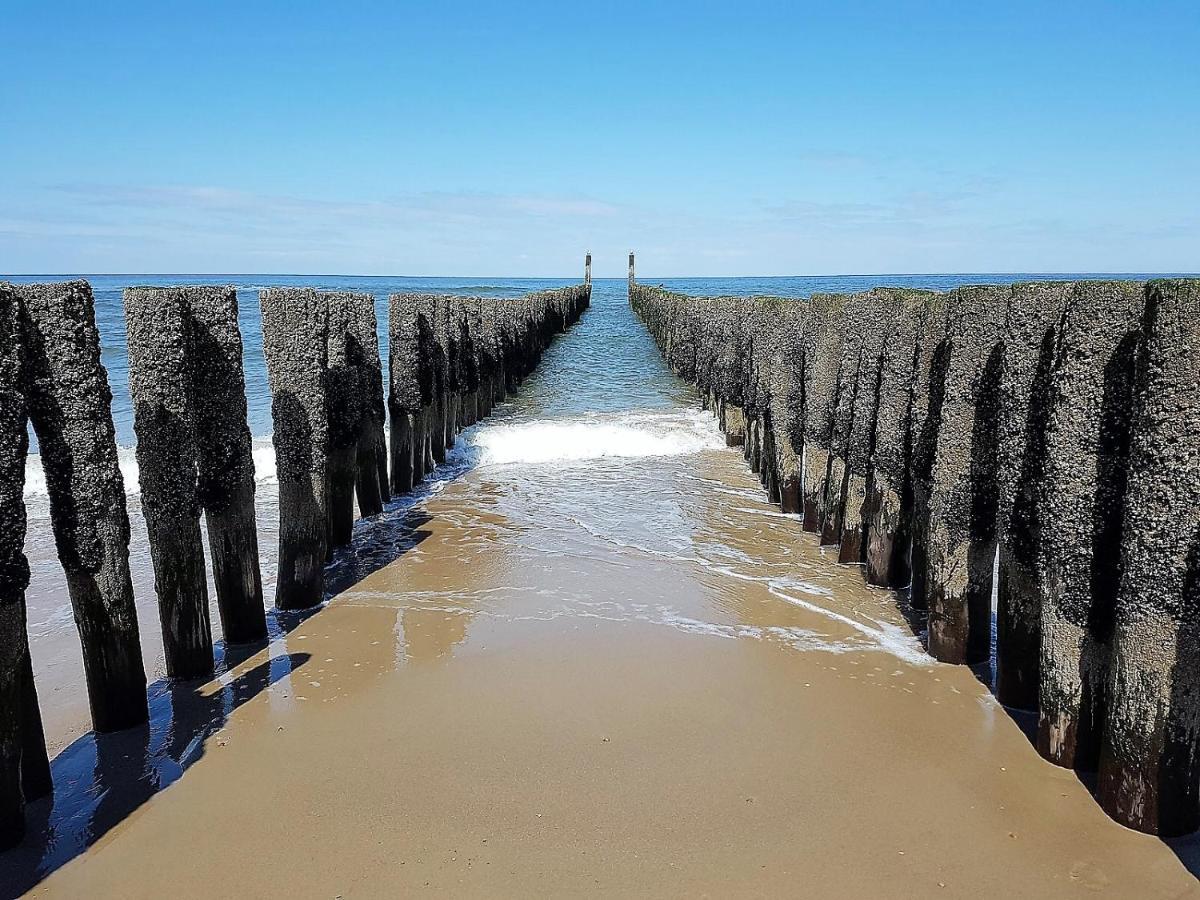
[{"left": 7, "top": 277, "right": 1200, "bottom": 896}]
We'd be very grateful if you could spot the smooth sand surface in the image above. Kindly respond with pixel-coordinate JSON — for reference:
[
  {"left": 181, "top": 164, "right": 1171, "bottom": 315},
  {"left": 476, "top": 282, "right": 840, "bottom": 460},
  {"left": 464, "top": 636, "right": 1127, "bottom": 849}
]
[{"left": 18, "top": 443, "right": 1200, "bottom": 899}]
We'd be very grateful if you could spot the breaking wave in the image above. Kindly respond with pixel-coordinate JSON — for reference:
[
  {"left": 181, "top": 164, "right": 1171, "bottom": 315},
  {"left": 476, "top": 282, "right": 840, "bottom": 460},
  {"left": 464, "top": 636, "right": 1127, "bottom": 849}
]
[
  {"left": 24, "top": 437, "right": 280, "bottom": 501},
  {"left": 463, "top": 409, "right": 722, "bottom": 467}
]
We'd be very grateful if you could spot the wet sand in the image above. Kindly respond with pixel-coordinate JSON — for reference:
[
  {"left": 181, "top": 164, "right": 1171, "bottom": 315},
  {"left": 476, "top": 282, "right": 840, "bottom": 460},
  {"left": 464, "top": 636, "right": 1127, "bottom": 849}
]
[{"left": 19, "top": 442, "right": 1200, "bottom": 898}]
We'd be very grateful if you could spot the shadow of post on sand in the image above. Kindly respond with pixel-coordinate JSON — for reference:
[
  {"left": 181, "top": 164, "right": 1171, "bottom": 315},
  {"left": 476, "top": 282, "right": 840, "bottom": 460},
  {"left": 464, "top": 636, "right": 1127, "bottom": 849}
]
[{"left": 0, "top": 457, "right": 460, "bottom": 896}]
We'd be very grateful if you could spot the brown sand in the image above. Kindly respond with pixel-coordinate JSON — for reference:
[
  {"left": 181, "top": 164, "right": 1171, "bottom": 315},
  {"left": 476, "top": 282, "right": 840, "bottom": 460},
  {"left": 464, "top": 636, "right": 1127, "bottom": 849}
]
[{"left": 19, "top": 444, "right": 1200, "bottom": 899}]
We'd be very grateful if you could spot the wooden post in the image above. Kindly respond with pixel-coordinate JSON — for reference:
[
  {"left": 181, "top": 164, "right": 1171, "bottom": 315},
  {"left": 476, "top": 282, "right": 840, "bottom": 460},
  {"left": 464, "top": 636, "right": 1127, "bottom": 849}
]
[
  {"left": 345, "top": 294, "right": 386, "bottom": 516},
  {"left": 388, "top": 295, "right": 422, "bottom": 494},
  {"left": 1036, "top": 281, "right": 1143, "bottom": 769},
  {"left": 993, "top": 282, "right": 1073, "bottom": 709},
  {"left": 429, "top": 298, "right": 448, "bottom": 463},
  {"left": 461, "top": 298, "right": 481, "bottom": 427},
  {"left": 261, "top": 289, "right": 330, "bottom": 610},
  {"left": 19, "top": 282, "right": 148, "bottom": 726},
  {"left": 478, "top": 298, "right": 500, "bottom": 416},
  {"left": 862, "top": 291, "right": 937, "bottom": 587},
  {"left": 921, "top": 286, "right": 1008, "bottom": 665},
  {"left": 585, "top": 252, "right": 592, "bottom": 286},
  {"left": 125, "top": 288, "right": 213, "bottom": 678},
  {"left": 824, "top": 299, "right": 879, "bottom": 558},
  {"left": 186, "top": 287, "right": 267, "bottom": 645},
  {"left": 800, "top": 294, "right": 847, "bottom": 532},
  {"left": 908, "top": 312, "right": 952, "bottom": 611},
  {"left": 1, "top": 285, "right": 34, "bottom": 848},
  {"left": 1099, "top": 279, "right": 1200, "bottom": 836},
  {"left": 324, "top": 293, "right": 367, "bottom": 550}
]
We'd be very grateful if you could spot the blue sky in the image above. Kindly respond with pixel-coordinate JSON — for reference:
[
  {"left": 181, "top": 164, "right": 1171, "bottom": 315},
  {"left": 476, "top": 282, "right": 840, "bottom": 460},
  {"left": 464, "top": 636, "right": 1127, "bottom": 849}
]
[{"left": 2, "top": 1, "right": 1197, "bottom": 276}]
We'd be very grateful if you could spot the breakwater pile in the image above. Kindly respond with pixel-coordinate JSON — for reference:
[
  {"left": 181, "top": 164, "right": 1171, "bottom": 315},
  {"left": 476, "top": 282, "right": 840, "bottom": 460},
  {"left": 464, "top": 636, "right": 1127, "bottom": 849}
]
[
  {"left": 630, "top": 257, "right": 1200, "bottom": 838},
  {"left": 0, "top": 274, "right": 590, "bottom": 848}
]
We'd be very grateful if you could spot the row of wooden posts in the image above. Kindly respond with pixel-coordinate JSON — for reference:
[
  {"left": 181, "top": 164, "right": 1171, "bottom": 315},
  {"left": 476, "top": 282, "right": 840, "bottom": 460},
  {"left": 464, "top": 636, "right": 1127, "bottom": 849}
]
[
  {"left": 0, "top": 268, "right": 591, "bottom": 848},
  {"left": 629, "top": 254, "right": 1200, "bottom": 838}
]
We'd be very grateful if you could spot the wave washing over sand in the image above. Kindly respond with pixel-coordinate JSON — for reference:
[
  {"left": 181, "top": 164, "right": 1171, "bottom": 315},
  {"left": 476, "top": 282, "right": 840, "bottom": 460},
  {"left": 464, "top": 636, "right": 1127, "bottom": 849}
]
[{"left": 461, "top": 408, "right": 723, "bottom": 468}]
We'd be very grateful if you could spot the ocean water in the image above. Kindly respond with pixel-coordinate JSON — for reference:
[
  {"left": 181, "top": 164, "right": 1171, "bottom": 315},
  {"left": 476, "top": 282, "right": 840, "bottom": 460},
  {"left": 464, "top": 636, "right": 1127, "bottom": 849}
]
[{"left": 6, "top": 271, "right": 1163, "bottom": 740}]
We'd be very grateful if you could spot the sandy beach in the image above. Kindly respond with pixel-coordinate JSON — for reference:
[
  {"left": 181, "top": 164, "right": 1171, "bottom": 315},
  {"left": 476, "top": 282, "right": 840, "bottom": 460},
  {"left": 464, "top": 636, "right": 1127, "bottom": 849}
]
[{"left": 10, "top": 429, "right": 1199, "bottom": 897}]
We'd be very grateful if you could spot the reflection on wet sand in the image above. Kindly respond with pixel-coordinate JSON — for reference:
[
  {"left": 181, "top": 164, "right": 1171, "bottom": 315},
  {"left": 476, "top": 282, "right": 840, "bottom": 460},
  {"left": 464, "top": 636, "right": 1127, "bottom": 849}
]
[
  {"left": 0, "top": 649, "right": 309, "bottom": 896},
  {"left": 402, "top": 608, "right": 472, "bottom": 663}
]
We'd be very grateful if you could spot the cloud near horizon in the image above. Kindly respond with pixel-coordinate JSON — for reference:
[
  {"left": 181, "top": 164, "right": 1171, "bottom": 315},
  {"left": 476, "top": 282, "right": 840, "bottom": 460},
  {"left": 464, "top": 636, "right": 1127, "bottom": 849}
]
[{"left": 3, "top": 179, "right": 1196, "bottom": 279}]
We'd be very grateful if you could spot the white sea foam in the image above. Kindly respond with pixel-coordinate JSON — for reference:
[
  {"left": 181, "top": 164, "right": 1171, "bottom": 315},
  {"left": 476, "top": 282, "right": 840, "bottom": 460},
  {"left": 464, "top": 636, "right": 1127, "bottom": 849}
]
[
  {"left": 466, "top": 409, "right": 722, "bottom": 467},
  {"left": 24, "top": 436, "right": 281, "bottom": 500}
]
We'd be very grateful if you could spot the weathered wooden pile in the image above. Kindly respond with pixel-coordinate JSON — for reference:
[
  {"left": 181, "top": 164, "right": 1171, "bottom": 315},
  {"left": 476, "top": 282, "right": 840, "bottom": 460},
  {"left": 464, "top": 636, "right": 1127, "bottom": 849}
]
[
  {"left": 631, "top": 261, "right": 1200, "bottom": 838},
  {"left": 0, "top": 274, "right": 589, "bottom": 848}
]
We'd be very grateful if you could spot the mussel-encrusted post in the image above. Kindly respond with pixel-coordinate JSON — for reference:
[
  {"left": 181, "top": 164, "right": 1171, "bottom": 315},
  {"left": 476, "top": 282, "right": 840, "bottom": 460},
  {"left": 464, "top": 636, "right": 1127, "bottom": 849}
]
[
  {"left": 800, "top": 294, "right": 847, "bottom": 532},
  {"left": 1037, "top": 281, "right": 1143, "bottom": 769},
  {"left": 922, "top": 285, "right": 1008, "bottom": 665},
  {"left": 324, "top": 293, "right": 366, "bottom": 550},
  {"left": 477, "top": 298, "right": 500, "bottom": 416},
  {"left": 125, "top": 288, "right": 213, "bottom": 678},
  {"left": 186, "top": 287, "right": 267, "bottom": 645},
  {"left": 388, "top": 295, "right": 423, "bottom": 494},
  {"left": 862, "top": 290, "right": 935, "bottom": 587},
  {"left": 993, "top": 282, "right": 1073, "bottom": 709},
  {"left": 261, "top": 289, "right": 330, "bottom": 610},
  {"left": 0, "top": 285, "right": 39, "bottom": 848},
  {"left": 431, "top": 297, "right": 451, "bottom": 463},
  {"left": 767, "top": 301, "right": 807, "bottom": 514},
  {"left": 827, "top": 296, "right": 883, "bottom": 558},
  {"left": 346, "top": 294, "right": 387, "bottom": 515},
  {"left": 460, "top": 299, "right": 481, "bottom": 428},
  {"left": 20, "top": 282, "right": 148, "bottom": 725},
  {"left": 907, "top": 297, "right": 951, "bottom": 610},
  {"left": 1098, "top": 279, "right": 1200, "bottom": 836}
]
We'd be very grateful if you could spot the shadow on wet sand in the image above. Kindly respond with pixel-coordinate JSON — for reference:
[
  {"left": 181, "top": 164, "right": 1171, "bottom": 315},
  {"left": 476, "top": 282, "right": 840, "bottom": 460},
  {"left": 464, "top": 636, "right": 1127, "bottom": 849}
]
[
  {"left": 891, "top": 584, "right": 1200, "bottom": 880},
  {"left": 0, "top": 489, "right": 441, "bottom": 897}
]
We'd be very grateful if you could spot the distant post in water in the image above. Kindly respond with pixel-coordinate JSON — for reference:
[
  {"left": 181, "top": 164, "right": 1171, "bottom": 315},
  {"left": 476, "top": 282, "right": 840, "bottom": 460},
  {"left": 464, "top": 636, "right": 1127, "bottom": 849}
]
[
  {"left": 585, "top": 252, "right": 592, "bottom": 286},
  {"left": 261, "top": 289, "right": 330, "bottom": 610},
  {"left": 19, "top": 282, "right": 148, "bottom": 728},
  {"left": 628, "top": 251, "right": 635, "bottom": 294}
]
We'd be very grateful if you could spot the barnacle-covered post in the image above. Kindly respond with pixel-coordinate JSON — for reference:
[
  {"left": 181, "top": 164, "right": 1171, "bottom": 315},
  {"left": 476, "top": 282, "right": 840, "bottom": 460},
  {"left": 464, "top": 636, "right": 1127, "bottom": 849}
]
[
  {"left": 0, "top": 285, "right": 47, "bottom": 848},
  {"left": 261, "top": 288, "right": 330, "bottom": 610},
  {"left": 1036, "top": 281, "right": 1143, "bottom": 769},
  {"left": 324, "top": 293, "right": 366, "bottom": 549},
  {"left": 186, "top": 287, "right": 267, "bottom": 644},
  {"left": 388, "top": 294, "right": 423, "bottom": 494},
  {"left": 921, "top": 285, "right": 1008, "bottom": 664},
  {"left": 993, "top": 282, "right": 1073, "bottom": 708},
  {"left": 20, "top": 282, "right": 148, "bottom": 722},
  {"left": 1099, "top": 279, "right": 1200, "bottom": 836},
  {"left": 346, "top": 294, "right": 386, "bottom": 516},
  {"left": 125, "top": 288, "right": 213, "bottom": 677}
]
